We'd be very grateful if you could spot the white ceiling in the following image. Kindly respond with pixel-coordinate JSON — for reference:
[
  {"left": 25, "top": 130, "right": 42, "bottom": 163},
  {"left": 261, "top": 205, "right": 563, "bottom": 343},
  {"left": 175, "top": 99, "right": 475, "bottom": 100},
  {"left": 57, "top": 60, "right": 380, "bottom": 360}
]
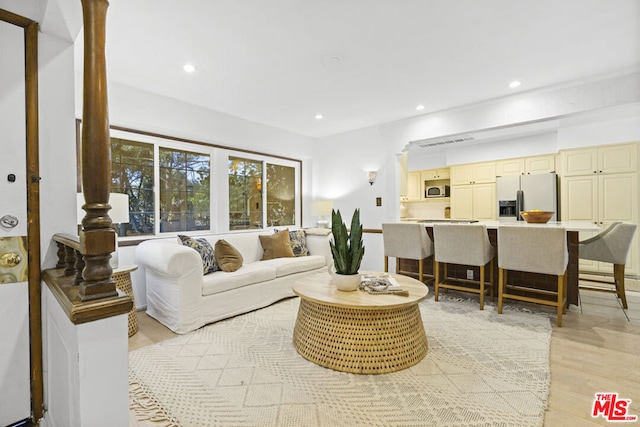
[{"left": 91, "top": 0, "right": 639, "bottom": 138}]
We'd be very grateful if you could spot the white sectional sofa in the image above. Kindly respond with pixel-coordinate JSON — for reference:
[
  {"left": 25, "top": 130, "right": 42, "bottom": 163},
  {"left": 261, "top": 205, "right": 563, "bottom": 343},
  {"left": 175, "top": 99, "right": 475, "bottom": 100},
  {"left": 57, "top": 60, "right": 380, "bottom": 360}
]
[{"left": 135, "top": 228, "right": 332, "bottom": 334}]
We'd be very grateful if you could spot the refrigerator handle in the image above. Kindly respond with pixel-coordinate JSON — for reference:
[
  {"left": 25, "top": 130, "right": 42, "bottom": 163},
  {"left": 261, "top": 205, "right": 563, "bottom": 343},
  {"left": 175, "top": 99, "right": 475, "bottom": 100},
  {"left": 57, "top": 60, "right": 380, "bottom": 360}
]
[{"left": 516, "top": 190, "right": 524, "bottom": 221}]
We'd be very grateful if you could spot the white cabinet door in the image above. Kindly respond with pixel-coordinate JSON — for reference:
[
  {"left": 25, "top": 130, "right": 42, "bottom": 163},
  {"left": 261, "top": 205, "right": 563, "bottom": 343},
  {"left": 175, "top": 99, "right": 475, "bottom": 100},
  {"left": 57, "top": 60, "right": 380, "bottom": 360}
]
[
  {"left": 525, "top": 155, "right": 555, "bottom": 174},
  {"left": 473, "top": 162, "right": 496, "bottom": 183},
  {"left": 561, "top": 175, "right": 599, "bottom": 223},
  {"left": 450, "top": 185, "right": 473, "bottom": 220},
  {"left": 496, "top": 158, "right": 525, "bottom": 176},
  {"left": 473, "top": 183, "right": 496, "bottom": 220},
  {"left": 406, "top": 171, "right": 422, "bottom": 201},
  {"left": 450, "top": 165, "right": 474, "bottom": 185},
  {"left": 599, "top": 174, "right": 638, "bottom": 274},
  {"left": 562, "top": 148, "right": 598, "bottom": 176},
  {"left": 599, "top": 143, "right": 638, "bottom": 174}
]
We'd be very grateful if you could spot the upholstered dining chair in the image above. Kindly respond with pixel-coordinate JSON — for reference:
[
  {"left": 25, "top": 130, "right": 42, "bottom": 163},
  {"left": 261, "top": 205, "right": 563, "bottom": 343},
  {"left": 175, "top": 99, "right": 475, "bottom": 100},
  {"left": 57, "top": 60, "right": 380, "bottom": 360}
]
[
  {"left": 432, "top": 224, "right": 495, "bottom": 310},
  {"left": 578, "top": 222, "right": 637, "bottom": 310},
  {"left": 497, "top": 226, "right": 568, "bottom": 327},
  {"left": 382, "top": 223, "right": 434, "bottom": 284}
]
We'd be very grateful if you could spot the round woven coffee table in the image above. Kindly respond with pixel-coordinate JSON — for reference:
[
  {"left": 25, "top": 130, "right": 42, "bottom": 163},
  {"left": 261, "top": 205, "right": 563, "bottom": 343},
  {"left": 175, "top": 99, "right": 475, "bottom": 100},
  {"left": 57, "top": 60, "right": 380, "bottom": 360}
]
[{"left": 292, "top": 272, "right": 429, "bottom": 374}]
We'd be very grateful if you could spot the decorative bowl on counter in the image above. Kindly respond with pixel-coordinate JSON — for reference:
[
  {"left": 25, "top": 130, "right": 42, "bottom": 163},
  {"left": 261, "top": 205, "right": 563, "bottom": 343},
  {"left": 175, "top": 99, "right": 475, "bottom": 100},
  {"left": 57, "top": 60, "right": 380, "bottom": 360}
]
[{"left": 520, "top": 210, "right": 554, "bottom": 224}]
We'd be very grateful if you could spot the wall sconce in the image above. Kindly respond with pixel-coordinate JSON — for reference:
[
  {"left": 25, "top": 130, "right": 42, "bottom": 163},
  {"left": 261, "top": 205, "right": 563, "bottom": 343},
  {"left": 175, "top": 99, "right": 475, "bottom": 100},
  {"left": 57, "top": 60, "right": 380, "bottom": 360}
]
[{"left": 368, "top": 171, "right": 377, "bottom": 186}]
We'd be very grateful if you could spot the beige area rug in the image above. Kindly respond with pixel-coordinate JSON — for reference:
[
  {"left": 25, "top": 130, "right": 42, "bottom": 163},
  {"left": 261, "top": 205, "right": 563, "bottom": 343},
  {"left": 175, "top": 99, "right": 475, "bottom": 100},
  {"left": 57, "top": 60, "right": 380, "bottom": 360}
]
[{"left": 129, "top": 296, "right": 552, "bottom": 427}]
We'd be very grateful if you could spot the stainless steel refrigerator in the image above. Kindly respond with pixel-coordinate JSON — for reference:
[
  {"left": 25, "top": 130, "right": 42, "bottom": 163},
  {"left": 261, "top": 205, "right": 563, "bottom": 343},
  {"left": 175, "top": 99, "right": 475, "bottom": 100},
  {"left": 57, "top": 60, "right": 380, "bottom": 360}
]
[{"left": 496, "top": 173, "right": 558, "bottom": 221}]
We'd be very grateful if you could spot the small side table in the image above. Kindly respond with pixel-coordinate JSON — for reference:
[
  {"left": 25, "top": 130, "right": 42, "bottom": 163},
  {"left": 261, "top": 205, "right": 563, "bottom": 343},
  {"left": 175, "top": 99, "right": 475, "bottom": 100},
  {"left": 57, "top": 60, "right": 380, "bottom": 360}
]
[{"left": 113, "top": 264, "right": 138, "bottom": 337}]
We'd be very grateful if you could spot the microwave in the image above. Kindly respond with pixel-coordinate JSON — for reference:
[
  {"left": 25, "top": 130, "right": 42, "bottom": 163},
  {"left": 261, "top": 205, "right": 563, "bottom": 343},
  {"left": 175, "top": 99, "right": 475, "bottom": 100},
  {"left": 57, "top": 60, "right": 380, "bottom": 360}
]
[{"left": 425, "top": 185, "right": 450, "bottom": 198}]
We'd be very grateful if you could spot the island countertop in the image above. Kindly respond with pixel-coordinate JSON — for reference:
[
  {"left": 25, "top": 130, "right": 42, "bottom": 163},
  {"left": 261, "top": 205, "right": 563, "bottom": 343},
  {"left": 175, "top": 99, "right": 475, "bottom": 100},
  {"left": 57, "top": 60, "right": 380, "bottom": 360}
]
[{"left": 405, "top": 219, "right": 600, "bottom": 232}]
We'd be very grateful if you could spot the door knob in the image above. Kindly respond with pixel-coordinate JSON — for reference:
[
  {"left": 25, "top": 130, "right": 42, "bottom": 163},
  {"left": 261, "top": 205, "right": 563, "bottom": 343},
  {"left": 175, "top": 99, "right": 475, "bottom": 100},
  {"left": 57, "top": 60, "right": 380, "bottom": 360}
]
[{"left": 0, "top": 252, "right": 22, "bottom": 267}]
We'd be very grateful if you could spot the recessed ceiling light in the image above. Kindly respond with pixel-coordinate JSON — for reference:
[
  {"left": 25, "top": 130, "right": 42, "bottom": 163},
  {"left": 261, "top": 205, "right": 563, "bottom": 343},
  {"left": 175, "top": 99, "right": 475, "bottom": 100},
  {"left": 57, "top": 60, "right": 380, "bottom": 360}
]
[
  {"left": 416, "top": 105, "right": 425, "bottom": 111},
  {"left": 183, "top": 63, "right": 196, "bottom": 73},
  {"left": 314, "top": 114, "right": 324, "bottom": 120},
  {"left": 509, "top": 80, "right": 521, "bottom": 88}
]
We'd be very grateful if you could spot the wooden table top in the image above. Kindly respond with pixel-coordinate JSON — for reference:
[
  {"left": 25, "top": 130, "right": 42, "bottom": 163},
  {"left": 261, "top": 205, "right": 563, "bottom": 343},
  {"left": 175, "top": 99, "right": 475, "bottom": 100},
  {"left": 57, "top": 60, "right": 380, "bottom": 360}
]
[{"left": 292, "top": 271, "right": 429, "bottom": 309}]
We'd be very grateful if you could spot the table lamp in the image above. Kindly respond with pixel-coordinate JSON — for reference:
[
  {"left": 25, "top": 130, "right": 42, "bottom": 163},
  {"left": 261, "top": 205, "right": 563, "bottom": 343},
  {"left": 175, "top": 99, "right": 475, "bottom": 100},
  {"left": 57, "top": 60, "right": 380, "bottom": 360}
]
[{"left": 311, "top": 200, "right": 333, "bottom": 228}]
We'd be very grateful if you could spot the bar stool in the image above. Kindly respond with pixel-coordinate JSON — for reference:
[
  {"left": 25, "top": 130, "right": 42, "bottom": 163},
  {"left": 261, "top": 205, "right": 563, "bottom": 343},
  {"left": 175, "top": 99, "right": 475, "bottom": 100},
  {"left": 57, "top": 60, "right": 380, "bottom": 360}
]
[
  {"left": 578, "top": 222, "right": 637, "bottom": 310},
  {"left": 497, "top": 226, "right": 568, "bottom": 327},
  {"left": 432, "top": 224, "right": 495, "bottom": 310},
  {"left": 382, "top": 223, "right": 434, "bottom": 284}
]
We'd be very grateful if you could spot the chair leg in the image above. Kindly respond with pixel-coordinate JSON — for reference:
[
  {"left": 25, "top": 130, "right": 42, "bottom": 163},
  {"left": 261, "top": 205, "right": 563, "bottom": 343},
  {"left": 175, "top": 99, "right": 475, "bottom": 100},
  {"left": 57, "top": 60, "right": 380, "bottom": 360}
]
[
  {"left": 384, "top": 256, "right": 388, "bottom": 273},
  {"left": 562, "top": 272, "right": 568, "bottom": 314},
  {"left": 498, "top": 268, "right": 504, "bottom": 314},
  {"left": 614, "top": 264, "right": 628, "bottom": 309},
  {"left": 489, "top": 259, "right": 495, "bottom": 301},
  {"left": 434, "top": 260, "right": 440, "bottom": 302},
  {"left": 556, "top": 274, "right": 564, "bottom": 327},
  {"left": 479, "top": 265, "right": 485, "bottom": 310},
  {"left": 418, "top": 258, "right": 424, "bottom": 284}
]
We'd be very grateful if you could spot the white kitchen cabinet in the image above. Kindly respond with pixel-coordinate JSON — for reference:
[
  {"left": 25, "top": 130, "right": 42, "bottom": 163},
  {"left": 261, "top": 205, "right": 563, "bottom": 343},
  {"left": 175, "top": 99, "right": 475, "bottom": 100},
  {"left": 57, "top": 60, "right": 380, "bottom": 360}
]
[
  {"left": 561, "top": 143, "right": 637, "bottom": 176},
  {"left": 421, "top": 168, "right": 450, "bottom": 180},
  {"left": 496, "top": 158, "right": 525, "bottom": 176},
  {"left": 450, "top": 162, "right": 496, "bottom": 185},
  {"left": 450, "top": 185, "right": 473, "bottom": 220},
  {"left": 472, "top": 183, "right": 497, "bottom": 220},
  {"left": 525, "top": 155, "right": 556, "bottom": 174},
  {"left": 450, "top": 183, "right": 496, "bottom": 220},
  {"left": 406, "top": 171, "right": 422, "bottom": 201},
  {"left": 561, "top": 172, "right": 638, "bottom": 274},
  {"left": 496, "top": 155, "right": 555, "bottom": 177}
]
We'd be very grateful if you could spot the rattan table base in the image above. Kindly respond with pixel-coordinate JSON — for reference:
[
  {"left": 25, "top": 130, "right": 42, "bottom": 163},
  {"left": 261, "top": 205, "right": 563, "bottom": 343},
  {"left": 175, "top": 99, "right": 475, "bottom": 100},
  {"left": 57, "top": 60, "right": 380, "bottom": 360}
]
[{"left": 293, "top": 298, "right": 428, "bottom": 374}]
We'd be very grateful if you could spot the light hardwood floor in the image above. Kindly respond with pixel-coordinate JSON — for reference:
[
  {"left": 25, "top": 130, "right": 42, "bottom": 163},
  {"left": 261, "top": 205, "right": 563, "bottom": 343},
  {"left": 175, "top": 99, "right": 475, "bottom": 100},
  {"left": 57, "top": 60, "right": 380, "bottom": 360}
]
[{"left": 129, "top": 284, "right": 640, "bottom": 427}]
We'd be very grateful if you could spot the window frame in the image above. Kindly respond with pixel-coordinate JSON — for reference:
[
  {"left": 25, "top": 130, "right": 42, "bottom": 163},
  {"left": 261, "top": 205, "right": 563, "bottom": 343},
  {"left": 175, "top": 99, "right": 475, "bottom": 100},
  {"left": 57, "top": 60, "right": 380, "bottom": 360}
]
[{"left": 75, "top": 121, "right": 303, "bottom": 241}]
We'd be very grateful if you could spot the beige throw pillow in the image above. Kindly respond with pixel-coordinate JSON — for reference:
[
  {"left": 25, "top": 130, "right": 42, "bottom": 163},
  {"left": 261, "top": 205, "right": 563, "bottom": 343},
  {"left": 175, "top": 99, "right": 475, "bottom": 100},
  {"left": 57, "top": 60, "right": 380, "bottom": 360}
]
[
  {"left": 214, "top": 239, "right": 243, "bottom": 272},
  {"left": 260, "top": 229, "right": 295, "bottom": 260}
]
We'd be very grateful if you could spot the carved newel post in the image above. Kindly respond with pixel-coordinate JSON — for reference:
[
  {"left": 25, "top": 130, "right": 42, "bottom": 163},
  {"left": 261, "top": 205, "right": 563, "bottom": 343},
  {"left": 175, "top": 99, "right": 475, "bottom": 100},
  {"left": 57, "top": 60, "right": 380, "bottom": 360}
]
[{"left": 79, "top": 0, "right": 117, "bottom": 301}]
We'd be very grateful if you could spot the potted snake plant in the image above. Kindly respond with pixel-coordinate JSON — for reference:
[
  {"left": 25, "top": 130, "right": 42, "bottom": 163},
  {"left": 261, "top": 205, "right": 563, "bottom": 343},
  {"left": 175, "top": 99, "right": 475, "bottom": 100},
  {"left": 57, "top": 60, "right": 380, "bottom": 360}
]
[{"left": 329, "top": 208, "right": 365, "bottom": 291}]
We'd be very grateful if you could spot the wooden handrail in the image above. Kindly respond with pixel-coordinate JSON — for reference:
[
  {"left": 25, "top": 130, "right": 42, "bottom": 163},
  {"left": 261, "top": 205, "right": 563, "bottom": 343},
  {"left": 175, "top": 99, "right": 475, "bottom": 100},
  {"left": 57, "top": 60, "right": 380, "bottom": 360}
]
[{"left": 46, "top": 233, "right": 131, "bottom": 324}]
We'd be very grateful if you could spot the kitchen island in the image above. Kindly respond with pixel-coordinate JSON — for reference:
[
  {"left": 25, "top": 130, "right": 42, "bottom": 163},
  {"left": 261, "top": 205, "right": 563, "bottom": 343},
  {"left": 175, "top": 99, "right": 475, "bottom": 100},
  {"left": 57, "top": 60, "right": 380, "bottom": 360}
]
[{"left": 396, "top": 220, "right": 600, "bottom": 306}]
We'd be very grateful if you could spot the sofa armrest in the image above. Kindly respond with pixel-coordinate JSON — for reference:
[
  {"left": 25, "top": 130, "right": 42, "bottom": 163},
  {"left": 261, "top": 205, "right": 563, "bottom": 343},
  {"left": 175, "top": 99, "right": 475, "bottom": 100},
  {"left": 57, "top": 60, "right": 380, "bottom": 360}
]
[
  {"left": 135, "top": 239, "right": 204, "bottom": 333},
  {"left": 136, "top": 239, "right": 203, "bottom": 278},
  {"left": 305, "top": 228, "right": 333, "bottom": 266}
]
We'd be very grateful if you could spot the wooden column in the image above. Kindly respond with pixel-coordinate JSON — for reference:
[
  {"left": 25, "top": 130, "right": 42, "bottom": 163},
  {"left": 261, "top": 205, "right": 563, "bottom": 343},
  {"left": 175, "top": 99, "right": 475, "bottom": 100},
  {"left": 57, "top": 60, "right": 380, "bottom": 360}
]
[{"left": 79, "top": 0, "right": 117, "bottom": 301}]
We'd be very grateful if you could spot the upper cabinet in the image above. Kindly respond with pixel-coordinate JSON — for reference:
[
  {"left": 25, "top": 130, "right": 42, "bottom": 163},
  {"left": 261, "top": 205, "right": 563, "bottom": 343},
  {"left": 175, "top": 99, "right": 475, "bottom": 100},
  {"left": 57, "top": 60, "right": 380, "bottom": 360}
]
[
  {"left": 450, "top": 162, "right": 496, "bottom": 185},
  {"left": 496, "top": 155, "right": 555, "bottom": 177},
  {"left": 525, "top": 155, "right": 556, "bottom": 174},
  {"left": 421, "top": 168, "right": 450, "bottom": 180},
  {"left": 496, "top": 158, "right": 525, "bottom": 176},
  {"left": 405, "top": 168, "right": 450, "bottom": 201},
  {"left": 561, "top": 143, "right": 638, "bottom": 176}
]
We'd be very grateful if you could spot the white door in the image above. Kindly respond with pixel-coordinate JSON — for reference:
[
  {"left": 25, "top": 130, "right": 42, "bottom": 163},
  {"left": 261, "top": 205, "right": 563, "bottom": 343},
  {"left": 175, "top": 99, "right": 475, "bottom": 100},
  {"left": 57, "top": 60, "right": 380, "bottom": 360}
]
[{"left": 0, "top": 19, "right": 31, "bottom": 426}]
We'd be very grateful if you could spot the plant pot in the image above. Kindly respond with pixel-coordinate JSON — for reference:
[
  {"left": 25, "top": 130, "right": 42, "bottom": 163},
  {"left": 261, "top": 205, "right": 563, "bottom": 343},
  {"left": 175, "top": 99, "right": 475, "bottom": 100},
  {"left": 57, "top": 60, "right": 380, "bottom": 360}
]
[{"left": 332, "top": 272, "right": 361, "bottom": 292}]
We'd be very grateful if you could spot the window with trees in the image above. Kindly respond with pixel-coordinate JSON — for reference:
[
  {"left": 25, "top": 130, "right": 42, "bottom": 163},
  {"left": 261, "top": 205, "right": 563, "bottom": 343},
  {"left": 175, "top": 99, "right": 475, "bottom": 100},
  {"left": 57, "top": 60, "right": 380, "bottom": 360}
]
[
  {"left": 159, "top": 148, "right": 210, "bottom": 232},
  {"left": 80, "top": 124, "right": 301, "bottom": 237},
  {"left": 228, "top": 157, "right": 297, "bottom": 230}
]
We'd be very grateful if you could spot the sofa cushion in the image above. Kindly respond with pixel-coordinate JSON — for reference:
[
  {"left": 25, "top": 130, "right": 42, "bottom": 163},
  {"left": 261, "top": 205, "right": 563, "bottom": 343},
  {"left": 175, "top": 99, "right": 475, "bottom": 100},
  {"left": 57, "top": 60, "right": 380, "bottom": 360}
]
[
  {"left": 259, "top": 255, "right": 326, "bottom": 277},
  {"left": 259, "top": 229, "right": 295, "bottom": 260},
  {"left": 288, "top": 229, "right": 309, "bottom": 257},
  {"left": 178, "top": 235, "right": 220, "bottom": 274},
  {"left": 202, "top": 263, "right": 277, "bottom": 295},
  {"left": 215, "top": 239, "right": 243, "bottom": 272}
]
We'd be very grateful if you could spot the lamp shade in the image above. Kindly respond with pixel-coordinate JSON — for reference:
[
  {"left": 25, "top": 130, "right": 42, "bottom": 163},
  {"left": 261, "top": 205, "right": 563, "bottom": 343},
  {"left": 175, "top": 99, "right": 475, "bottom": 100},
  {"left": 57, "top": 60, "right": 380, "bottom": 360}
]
[
  {"left": 311, "top": 200, "right": 333, "bottom": 217},
  {"left": 77, "top": 193, "right": 130, "bottom": 224}
]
